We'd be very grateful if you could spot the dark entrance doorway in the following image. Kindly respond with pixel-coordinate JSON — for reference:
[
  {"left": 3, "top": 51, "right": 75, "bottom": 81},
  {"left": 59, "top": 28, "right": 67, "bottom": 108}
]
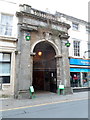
[{"left": 33, "top": 42, "right": 57, "bottom": 93}]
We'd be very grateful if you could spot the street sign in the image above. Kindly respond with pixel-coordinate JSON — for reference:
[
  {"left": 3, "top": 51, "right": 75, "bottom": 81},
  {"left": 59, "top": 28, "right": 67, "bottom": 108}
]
[
  {"left": 30, "top": 86, "right": 34, "bottom": 93},
  {"left": 59, "top": 85, "right": 64, "bottom": 89},
  {"left": 29, "top": 86, "right": 36, "bottom": 99},
  {"left": 58, "top": 85, "right": 65, "bottom": 95}
]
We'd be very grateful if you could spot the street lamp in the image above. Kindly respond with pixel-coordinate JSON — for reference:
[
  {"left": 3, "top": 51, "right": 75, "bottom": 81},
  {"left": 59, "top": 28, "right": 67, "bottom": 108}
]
[
  {"left": 65, "top": 41, "right": 71, "bottom": 47},
  {"left": 38, "top": 51, "right": 42, "bottom": 56},
  {"left": 25, "top": 33, "right": 31, "bottom": 41}
]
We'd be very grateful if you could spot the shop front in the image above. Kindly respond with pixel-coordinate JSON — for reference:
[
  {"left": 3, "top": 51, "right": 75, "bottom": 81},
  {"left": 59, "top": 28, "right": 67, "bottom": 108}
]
[{"left": 70, "top": 58, "right": 90, "bottom": 87}]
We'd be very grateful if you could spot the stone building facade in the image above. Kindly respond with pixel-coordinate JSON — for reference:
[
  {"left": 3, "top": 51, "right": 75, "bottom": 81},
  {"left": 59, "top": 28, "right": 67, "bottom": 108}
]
[
  {"left": 0, "top": 0, "right": 17, "bottom": 96},
  {"left": 56, "top": 12, "right": 90, "bottom": 88},
  {"left": 14, "top": 4, "right": 71, "bottom": 97}
]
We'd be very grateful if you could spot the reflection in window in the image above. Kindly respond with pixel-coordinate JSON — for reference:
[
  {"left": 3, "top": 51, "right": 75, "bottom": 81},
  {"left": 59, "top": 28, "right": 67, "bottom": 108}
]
[
  {"left": 0, "top": 14, "right": 13, "bottom": 36},
  {"left": 0, "top": 53, "right": 11, "bottom": 83}
]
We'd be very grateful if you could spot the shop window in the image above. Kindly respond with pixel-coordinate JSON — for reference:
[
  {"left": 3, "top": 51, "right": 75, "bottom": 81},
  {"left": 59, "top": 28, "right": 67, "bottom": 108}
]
[
  {"left": 82, "top": 73, "right": 89, "bottom": 87},
  {"left": 70, "top": 73, "right": 81, "bottom": 87},
  {"left": 0, "top": 14, "right": 13, "bottom": 36},
  {"left": 0, "top": 53, "right": 11, "bottom": 83},
  {"left": 73, "top": 41, "right": 80, "bottom": 56}
]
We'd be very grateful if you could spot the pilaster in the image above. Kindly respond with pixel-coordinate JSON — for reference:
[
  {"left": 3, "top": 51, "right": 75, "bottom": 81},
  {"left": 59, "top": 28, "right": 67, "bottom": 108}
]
[{"left": 60, "top": 34, "right": 72, "bottom": 94}]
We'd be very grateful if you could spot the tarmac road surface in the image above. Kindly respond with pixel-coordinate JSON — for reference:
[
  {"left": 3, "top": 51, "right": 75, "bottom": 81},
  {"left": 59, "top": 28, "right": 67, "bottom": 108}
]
[{"left": 1, "top": 98, "right": 88, "bottom": 118}]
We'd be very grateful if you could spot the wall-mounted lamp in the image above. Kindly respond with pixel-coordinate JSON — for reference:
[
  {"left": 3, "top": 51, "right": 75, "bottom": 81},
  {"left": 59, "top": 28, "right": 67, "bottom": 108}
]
[{"left": 38, "top": 51, "right": 42, "bottom": 56}]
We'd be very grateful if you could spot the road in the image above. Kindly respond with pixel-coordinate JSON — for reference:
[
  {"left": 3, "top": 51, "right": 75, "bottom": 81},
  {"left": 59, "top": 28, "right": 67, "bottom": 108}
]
[{"left": 1, "top": 99, "right": 88, "bottom": 118}]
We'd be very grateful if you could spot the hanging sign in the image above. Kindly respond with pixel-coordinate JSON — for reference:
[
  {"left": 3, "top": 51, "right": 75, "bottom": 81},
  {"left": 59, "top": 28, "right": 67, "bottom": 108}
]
[{"left": 25, "top": 33, "right": 31, "bottom": 41}]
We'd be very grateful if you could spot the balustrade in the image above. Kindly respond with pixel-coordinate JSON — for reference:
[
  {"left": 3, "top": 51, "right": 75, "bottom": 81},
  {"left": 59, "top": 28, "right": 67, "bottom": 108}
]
[{"left": 20, "top": 4, "right": 58, "bottom": 22}]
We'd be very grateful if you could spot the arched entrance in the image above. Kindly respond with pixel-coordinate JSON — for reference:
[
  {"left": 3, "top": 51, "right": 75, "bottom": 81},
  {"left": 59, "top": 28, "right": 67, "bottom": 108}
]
[{"left": 32, "top": 41, "right": 57, "bottom": 93}]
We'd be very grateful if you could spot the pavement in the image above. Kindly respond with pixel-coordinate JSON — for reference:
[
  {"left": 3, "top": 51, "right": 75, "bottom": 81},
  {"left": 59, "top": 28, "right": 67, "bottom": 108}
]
[{"left": 0, "top": 91, "right": 89, "bottom": 111}]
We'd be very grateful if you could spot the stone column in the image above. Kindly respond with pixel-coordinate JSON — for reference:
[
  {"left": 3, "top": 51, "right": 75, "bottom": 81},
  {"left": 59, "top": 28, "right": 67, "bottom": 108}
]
[
  {"left": 55, "top": 56, "right": 62, "bottom": 87},
  {"left": 30, "top": 55, "right": 34, "bottom": 86},
  {"left": 14, "top": 27, "right": 31, "bottom": 98},
  {"left": 60, "top": 34, "right": 72, "bottom": 94},
  {"left": 19, "top": 31, "right": 31, "bottom": 89}
]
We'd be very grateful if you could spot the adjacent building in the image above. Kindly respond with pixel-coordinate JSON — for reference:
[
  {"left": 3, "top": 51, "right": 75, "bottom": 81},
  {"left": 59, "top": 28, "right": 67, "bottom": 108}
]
[
  {"left": 56, "top": 12, "right": 90, "bottom": 88},
  {"left": 0, "top": 0, "right": 18, "bottom": 96}
]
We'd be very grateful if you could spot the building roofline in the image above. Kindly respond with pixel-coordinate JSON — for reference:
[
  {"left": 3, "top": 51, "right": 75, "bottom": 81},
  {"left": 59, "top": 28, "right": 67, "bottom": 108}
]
[
  {"left": 55, "top": 12, "right": 90, "bottom": 26},
  {"left": 0, "top": 0, "right": 17, "bottom": 4},
  {"left": 17, "top": 4, "right": 71, "bottom": 29}
]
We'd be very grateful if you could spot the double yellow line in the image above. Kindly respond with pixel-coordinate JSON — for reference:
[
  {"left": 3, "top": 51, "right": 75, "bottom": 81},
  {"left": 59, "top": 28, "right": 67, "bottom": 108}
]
[{"left": 0, "top": 97, "right": 88, "bottom": 112}]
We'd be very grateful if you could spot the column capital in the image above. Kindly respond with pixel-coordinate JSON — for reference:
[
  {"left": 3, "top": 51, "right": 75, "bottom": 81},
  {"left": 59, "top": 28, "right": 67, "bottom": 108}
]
[
  {"left": 60, "top": 33, "right": 70, "bottom": 40},
  {"left": 55, "top": 55, "right": 62, "bottom": 58}
]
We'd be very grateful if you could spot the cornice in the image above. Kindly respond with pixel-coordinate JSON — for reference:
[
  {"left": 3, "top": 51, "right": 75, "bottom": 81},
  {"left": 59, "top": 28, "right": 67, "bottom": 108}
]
[
  {"left": 16, "top": 4, "right": 71, "bottom": 29},
  {"left": 0, "top": 36, "right": 17, "bottom": 42}
]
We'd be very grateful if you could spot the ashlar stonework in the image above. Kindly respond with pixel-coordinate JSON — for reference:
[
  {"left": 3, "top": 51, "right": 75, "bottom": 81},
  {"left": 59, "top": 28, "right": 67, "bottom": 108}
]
[{"left": 15, "top": 4, "right": 72, "bottom": 98}]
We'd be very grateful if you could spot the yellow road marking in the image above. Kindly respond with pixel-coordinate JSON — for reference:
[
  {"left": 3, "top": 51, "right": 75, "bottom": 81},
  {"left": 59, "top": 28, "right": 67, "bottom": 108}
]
[{"left": 0, "top": 97, "right": 88, "bottom": 112}]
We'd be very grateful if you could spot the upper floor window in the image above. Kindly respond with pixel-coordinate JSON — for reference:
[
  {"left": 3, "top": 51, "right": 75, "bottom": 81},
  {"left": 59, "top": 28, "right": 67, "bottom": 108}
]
[
  {"left": 73, "top": 41, "right": 80, "bottom": 56},
  {"left": 72, "top": 22, "right": 79, "bottom": 30},
  {"left": 0, "top": 14, "right": 13, "bottom": 36},
  {"left": 86, "top": 26, "right": 90, "bottom": 34}
]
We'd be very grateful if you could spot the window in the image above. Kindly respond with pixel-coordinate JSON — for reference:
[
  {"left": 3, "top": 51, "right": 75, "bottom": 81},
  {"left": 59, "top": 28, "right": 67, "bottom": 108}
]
[
  {"left": 0, "top": 53, "right": 11, "bottom": 83},
  {"left": 73, "top": 41, "right": 80, "bottom": 56},
  {"left": 86, "top": 26, "right": 90, "bottom": 34},
  {"left": 72, "top": 22, "right": 79, "bottom": 30},
  {"left": 0, "top": 14, "right": 13, "bottom": 36}
]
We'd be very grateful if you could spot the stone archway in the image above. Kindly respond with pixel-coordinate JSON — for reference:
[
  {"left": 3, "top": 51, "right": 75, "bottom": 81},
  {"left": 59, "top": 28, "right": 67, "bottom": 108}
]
[{"left": 32, "top": 41, "right": 57, "bottom": 93}]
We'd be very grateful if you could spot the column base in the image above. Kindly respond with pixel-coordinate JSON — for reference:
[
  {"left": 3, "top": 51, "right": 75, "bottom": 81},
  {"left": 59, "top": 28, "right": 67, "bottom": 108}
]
[
  {"left": 14, "top": 90, "right": 30, "bottom": 99},
  {"left": 64, "top": 87, "right": 73, "bottom": 95}
]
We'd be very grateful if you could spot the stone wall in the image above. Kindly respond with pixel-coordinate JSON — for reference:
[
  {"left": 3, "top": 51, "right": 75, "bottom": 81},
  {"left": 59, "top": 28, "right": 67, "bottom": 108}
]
[{"left": 15, "top": 4, "right": 71, "bottom": 97}]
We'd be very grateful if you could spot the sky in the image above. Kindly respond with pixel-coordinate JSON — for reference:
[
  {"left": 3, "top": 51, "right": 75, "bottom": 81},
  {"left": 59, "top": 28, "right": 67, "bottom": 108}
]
[
  {"left": 1, "top": 0, "right": 90, "bottom": 21},
  {"left": 29, "top": 0, "right": 89, "bottom": 22}
]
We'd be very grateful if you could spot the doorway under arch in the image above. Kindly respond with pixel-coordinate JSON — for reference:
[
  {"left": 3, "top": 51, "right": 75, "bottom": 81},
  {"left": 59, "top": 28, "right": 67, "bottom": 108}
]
[{"left": 32, "top": 41, "right": 57, "bottom": 93}]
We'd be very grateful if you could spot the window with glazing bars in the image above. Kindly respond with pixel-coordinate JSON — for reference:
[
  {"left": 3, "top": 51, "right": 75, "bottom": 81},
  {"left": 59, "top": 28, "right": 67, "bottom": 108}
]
[
  {"left": 72, "top": 22, "right": 79, "bottom": 30},
  {"left": 73, "top": 41, "right": 80, "bottom": 56},
  {"left": 0, "top": 14, "right": 13, "bottom": 36},
  {"left": 0, "top": 53, "right": 11, "bottom": 83}
]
